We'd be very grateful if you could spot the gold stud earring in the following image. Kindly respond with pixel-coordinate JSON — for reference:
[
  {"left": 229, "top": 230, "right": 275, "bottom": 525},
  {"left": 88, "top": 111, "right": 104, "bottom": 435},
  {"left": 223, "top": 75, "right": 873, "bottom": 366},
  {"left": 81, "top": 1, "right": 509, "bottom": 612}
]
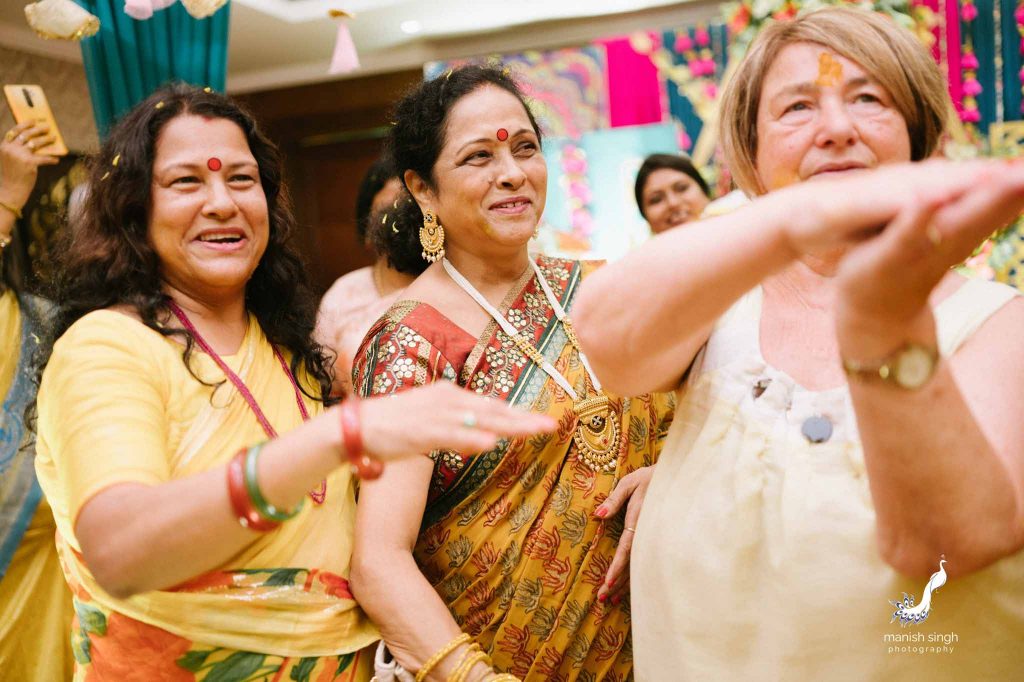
[{"left": 420, "top": 211, "right": 445, "bottom": 262}]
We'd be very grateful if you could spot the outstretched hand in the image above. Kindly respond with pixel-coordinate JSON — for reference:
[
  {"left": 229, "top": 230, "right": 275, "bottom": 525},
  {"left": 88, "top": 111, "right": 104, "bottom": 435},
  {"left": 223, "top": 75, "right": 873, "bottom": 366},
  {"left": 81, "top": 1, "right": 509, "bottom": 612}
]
[
  {"left": 354, "top": 382, "right": 557, "bottom": 478},
  {"left": 777, "top": 159, "right": 1012, "bottom": 259},
  {"left": 834, "top": 159, "right": 1024, "bottom": 355}
]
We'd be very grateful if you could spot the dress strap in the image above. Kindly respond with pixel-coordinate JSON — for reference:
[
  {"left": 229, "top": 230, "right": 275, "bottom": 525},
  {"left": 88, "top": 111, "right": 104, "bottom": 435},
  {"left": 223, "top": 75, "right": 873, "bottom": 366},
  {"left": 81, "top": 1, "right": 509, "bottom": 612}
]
[
  {"left": 695, "top": 286, "right": 764, "bottom": 376},
  {"left": 934, "top": 278, "right": 1020, "bottom": 357}
]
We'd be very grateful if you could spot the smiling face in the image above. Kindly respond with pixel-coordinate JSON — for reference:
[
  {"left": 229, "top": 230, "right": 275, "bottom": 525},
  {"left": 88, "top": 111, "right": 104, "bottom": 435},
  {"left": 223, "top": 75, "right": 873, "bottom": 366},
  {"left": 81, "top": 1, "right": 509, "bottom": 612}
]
[
  {"left": 148, "top": 114, "right": 269, "bottom": 302},
  {"left": 641, "top": 168, "right": 710, "bottom": 233},
  {"left": 410, "top": 85, "right": 546, "bottom": 258},
  {"left": 754, "top": 42, "right": 912, "bottom": 191}
]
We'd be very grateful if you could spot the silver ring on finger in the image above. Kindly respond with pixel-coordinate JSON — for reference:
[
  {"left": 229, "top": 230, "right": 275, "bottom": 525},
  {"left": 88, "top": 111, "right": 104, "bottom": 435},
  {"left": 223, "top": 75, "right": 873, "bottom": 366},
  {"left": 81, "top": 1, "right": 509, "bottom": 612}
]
[
  {"left": 461, "top": 411, "right": 478, "bottom": 429},
  {"left": 15, "top": 134, "right": 27, "bottom": 145},
  {"left": 623, "top": 526, "right": 637, "bottom": 533}
]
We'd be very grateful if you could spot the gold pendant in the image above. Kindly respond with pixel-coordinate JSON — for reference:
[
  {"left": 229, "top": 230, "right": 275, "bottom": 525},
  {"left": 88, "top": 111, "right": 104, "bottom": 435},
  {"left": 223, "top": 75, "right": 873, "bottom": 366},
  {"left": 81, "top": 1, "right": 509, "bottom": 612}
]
[{"left": 572, "top": 394, "right": 620, "bottom": 472}]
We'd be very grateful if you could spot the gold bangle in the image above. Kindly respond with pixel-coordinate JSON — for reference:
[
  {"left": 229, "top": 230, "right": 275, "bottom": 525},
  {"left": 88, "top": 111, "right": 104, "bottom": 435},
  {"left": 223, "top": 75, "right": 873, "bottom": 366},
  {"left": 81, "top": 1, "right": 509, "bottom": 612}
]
[
  {"left": 491, "top": 676, "right": 521, "bottom": 682},
  {"left": 449, "top": 649, "right": 488, "bottom": 682},
  {"left": 416, "top": 633, "right": 471, "bottom": 682},
  {"left": 443, "top": 644, "right": 478, "bottom": 682},
  {"left": 0, "top": 199, "right": 23, "bottom": 219}
]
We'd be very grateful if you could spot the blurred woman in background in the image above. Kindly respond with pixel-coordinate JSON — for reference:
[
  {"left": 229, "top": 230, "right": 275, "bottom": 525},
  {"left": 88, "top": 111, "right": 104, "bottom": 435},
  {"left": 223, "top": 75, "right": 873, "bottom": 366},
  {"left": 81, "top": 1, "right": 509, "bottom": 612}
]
[
  {"left": 634, "top": 153, "right": 711, "bottom": 234},
  {"left": 0, "top": 120, "right": 72, "bottom": 680},
  {"left": 317, "top": 157, "right": 424, "bottom": 396}
]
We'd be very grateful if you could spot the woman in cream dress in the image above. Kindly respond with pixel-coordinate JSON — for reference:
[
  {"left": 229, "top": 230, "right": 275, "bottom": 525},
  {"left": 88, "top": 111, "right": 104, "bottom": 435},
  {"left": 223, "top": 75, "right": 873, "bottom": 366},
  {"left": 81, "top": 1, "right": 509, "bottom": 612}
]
[{"left": 574, "top": 8, "right": 1024, "bottom": 681}]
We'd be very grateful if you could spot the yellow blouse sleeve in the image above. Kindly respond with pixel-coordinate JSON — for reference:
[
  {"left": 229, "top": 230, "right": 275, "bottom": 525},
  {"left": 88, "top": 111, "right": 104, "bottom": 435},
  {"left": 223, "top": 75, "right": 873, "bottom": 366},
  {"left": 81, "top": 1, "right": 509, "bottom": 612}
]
[{"left": 36, "top": 311, "right": 173, "bottom": 528}]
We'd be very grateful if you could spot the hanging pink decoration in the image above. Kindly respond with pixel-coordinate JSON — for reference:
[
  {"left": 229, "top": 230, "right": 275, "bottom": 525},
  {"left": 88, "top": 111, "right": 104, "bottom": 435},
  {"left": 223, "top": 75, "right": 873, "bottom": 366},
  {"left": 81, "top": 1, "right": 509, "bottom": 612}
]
[
  {"left": 674, "top": 32, "right": 693, "bottom": 53},
  {"left": 958, "top": 0, "right": 981, "bottom": 126},
  {"left": 560, "top": 143, "right": 594, "bottom": 238},
  {"left": 961, "top": 0, "right": 978, "bottom": 22},
  {"left": 961, "top": 108, "right": 981, "bottom": 123},
  {"left": 328, "top": 9, "right": 360, "bottom": 75},
  {"left": 1018, "top": 2, "right": 1024, "bottom": 113},
  {"left": 123, "top": 0, "right": 222, "bottom": 21},
  {"left": 694, "top": 26, "right": 710, "bottom": 47},
  {"left": 123, "top": 0, "right": 174, "bottom": 21},
  {"left": 677, "top": 126, "right": 692, "bottom": 152}
]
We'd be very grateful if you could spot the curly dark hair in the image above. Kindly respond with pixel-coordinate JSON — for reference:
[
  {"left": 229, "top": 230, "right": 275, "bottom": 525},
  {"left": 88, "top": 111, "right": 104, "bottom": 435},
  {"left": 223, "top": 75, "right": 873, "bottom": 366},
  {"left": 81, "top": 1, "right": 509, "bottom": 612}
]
[
  {"left": 355, "top": 155, "right": 397, "bottom": 245},
  {"left": 633, "top": 153, "right": 711, "bottom": 219},
  {"left": 38, "top": 84, "right": 334, "bottom": 402},
  {"left": 379, "top": 64, "right": 543, "bottom": 274}
]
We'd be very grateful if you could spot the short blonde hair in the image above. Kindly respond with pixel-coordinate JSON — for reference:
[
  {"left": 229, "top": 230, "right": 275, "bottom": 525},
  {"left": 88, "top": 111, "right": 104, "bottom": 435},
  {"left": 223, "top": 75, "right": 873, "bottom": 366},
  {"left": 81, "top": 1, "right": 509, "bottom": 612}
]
[{"left": 719, "top": 7, "right": 947, "bottom": 196}]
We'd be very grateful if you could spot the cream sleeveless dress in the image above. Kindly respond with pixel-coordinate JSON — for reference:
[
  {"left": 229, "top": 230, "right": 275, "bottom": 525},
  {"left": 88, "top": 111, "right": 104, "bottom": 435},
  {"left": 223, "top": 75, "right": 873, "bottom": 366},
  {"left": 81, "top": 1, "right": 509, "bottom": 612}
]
[{"left": 632, "top": 278, "right": 1024, "bottom": 681}]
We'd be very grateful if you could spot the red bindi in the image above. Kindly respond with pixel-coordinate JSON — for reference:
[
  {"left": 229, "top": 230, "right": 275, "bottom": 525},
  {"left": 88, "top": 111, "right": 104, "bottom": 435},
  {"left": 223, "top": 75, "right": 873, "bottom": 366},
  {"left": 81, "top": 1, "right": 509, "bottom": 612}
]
[
  {"left": 496, "top": 128, "right": 509, "bottom": 141},
  {"left": 207, "top": 157, "right": 222, "bottom": 171}
]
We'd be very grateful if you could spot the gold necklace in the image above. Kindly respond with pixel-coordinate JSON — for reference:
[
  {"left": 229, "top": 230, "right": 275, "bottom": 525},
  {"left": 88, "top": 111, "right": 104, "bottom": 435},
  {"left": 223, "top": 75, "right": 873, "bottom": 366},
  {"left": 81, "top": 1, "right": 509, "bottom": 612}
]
[{"left": 443, "top": 257, "right": 621, "bottom": 472}]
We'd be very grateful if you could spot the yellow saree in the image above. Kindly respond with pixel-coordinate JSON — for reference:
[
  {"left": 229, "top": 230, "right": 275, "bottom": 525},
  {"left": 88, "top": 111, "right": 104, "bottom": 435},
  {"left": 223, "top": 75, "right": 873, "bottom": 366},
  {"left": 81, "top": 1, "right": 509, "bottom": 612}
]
[
  {"left": 0, "top": 289, "right": 73, "bottom": 680},
  {"left": 35, "top": 310, "right": 377, "bottom": 681},
  {"left": 353, "top": 256, "right": 675, "bottom": 681}
]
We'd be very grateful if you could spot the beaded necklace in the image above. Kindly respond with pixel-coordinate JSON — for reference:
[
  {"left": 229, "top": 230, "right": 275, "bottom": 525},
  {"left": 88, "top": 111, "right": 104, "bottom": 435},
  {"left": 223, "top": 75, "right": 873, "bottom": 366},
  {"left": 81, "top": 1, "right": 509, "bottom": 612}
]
[{"left": 168, "top": 301, "right": 326, "bottom": 503}]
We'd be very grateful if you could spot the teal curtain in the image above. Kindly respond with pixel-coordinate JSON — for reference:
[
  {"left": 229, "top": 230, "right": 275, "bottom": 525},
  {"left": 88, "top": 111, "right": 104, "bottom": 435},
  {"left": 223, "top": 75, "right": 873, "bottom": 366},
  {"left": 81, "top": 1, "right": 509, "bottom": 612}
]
[{"left": 75, "top": 0, "right": 230, "bottom": 138}]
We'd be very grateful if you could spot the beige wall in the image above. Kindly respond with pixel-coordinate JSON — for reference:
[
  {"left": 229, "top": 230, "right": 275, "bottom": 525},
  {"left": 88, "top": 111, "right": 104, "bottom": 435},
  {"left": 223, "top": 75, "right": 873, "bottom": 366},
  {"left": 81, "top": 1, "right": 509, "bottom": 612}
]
[{"left": 0, "top": 44, "right": 97, "bottom": 153}]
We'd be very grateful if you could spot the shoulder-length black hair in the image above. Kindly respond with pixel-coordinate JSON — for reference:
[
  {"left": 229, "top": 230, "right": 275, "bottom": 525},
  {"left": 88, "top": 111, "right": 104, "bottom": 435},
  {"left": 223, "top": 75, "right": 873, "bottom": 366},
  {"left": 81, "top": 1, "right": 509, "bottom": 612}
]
[{"left": 39, "top": 83, "right": 334, "bottom": 402}]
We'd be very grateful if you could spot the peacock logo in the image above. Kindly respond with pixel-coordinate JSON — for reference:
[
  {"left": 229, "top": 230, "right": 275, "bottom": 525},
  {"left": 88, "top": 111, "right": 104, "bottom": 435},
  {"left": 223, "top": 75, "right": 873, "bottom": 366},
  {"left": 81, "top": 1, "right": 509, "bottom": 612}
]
[{"left": 889, "top": 556, "right": 948, "bottom": 627}]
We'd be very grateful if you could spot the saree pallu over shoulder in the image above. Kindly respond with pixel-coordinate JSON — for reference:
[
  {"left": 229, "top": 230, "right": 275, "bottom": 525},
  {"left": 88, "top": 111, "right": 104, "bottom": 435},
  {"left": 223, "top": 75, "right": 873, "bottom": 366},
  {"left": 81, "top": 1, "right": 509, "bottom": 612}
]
[
  {"left": 35, "top": 311, "right": 378, "bottom": 673},
  {"left": 354, "top": 256, "right": 675, "bottom": 681},
  {"left": 0, "top": 292, "right": 50, "bottom": 575}
]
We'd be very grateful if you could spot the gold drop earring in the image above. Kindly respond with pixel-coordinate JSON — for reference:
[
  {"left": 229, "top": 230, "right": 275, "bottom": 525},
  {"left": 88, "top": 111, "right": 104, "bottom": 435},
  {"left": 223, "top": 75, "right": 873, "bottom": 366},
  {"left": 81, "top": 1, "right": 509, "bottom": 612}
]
[{"left": 420, "top": 211, "right": 446, "bottom": 262}]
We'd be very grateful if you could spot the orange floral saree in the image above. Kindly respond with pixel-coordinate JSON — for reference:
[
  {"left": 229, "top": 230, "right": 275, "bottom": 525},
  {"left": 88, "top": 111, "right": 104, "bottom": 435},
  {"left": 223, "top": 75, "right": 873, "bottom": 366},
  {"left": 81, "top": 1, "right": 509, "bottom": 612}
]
[{"left": 353, "top": 256, "right": 674, "bottom": 681}]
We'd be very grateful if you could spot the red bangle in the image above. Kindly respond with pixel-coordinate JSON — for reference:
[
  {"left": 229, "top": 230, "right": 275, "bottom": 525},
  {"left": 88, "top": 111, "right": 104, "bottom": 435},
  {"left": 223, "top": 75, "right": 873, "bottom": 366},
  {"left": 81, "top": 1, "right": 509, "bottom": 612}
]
[
  {"left": 226, "top": 449, "right": 279, "bottom": 532},
  {"left": 338, "top": 399, "right": 363, "bottom": 464}
]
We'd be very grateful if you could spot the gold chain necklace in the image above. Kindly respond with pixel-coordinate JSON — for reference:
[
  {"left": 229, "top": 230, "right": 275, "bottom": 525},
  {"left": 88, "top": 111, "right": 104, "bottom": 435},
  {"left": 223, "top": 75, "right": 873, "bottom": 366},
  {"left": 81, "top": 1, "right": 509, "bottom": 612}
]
[{"left": 443, "top": 257, "right": 621, "bottom": 472}]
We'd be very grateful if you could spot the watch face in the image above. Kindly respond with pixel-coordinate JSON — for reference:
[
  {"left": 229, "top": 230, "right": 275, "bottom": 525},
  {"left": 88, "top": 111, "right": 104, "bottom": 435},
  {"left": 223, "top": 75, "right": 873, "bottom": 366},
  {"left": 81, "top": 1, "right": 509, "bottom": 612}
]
[{"left": 896, "top": 346, "right": 936, "bottom": 389}]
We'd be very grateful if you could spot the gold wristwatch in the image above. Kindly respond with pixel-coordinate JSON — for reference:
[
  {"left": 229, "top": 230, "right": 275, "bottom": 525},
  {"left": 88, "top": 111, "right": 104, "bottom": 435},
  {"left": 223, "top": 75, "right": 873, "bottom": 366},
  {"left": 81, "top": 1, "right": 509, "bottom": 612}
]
[{"left": 842, "top": 342, "right": 939, "bottom": 390}]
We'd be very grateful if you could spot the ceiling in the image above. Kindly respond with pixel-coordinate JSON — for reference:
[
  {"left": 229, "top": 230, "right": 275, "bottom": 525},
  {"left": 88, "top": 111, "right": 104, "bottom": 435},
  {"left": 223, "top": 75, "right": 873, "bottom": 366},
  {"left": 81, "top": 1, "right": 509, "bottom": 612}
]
[{"left": 1, "top": 0, "right": 719, "bottom": 93}]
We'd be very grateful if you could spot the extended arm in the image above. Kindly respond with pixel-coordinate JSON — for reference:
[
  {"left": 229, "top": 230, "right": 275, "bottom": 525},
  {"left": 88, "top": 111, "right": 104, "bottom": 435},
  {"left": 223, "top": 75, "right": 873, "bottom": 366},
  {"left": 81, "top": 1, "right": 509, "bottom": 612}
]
[
  {"left": 75, "top": 382, "right": 554, "bottom": 598},
  {"left": 573, "top": 161, "right": 999, "bottom": 395},
  {"left": 835, "top": 170, "right": 1024, "bottom": 577}
]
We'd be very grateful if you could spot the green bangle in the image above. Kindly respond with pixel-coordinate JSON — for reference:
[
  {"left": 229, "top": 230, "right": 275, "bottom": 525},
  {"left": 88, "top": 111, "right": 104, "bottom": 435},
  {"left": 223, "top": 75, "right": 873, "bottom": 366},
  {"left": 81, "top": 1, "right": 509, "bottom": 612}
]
[{"left": 243, "top": 444, "right": 304, "bottom": 522}]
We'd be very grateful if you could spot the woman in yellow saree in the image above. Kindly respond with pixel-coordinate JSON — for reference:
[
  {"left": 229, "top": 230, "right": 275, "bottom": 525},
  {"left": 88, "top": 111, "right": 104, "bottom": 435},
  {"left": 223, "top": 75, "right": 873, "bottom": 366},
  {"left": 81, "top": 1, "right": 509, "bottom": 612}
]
[
  {"left": 350, "top": 65, "right": 674, "bottom": 682},
  {"left": 0, "top": 120, "right": 72, "bottom": 680},
  {"left": 32, "top": 85, "right": 554, "bottom": 682}
]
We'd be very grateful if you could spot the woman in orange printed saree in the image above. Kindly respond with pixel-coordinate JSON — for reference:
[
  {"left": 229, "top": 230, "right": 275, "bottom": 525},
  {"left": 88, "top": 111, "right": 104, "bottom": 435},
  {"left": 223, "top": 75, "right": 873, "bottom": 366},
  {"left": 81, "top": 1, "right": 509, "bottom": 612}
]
[{"left": 349, "top": 65, "right": 674, "bottom": 682}]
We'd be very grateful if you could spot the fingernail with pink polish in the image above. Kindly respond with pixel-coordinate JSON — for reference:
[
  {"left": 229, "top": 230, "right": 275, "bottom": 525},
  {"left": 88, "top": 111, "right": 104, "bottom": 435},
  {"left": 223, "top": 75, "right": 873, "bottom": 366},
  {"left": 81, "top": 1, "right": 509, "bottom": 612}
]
[{"left": 594, "top": 507, "right": 607, "bottom": 518}]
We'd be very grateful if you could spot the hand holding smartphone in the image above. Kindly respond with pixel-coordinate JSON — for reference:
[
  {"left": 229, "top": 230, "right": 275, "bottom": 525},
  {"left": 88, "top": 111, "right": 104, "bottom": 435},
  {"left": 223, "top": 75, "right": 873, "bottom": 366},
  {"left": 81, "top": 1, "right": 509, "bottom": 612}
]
[{"left": 3, "top": 84, "right": 69, "bottom": 156}]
